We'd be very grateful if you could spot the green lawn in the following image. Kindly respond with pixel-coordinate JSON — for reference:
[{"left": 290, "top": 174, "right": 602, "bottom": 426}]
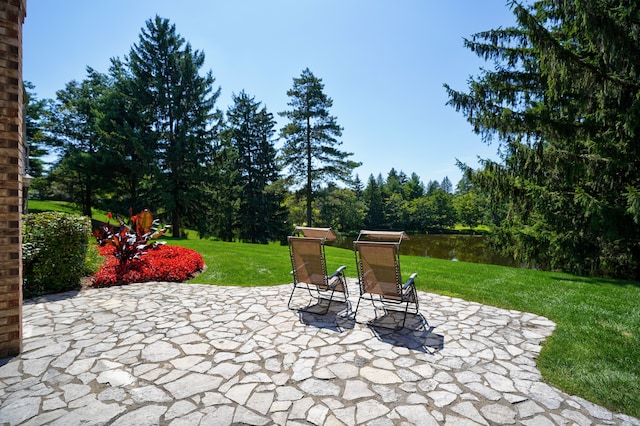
[
  {"left": 26, "top": 200, "right": 640, "bottom": 418},
  {"left": 28, "top": 200, "right": 112, "bottom": 224}
]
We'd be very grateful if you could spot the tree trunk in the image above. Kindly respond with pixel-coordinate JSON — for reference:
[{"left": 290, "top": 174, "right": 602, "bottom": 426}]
[
  {"left": 83, "top": 178, "right": 92, "bottom": 218},
  {"left": 172, "top": 210, "right": 181, "bottom": 239},
  {"left": 306, "top": 116, "right": 312, "bottom": 226}
]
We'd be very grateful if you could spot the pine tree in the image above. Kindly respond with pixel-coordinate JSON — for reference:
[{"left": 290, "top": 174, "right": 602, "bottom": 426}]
[
  {"left": 227, "top": 91, "right": 283, "bottom": 243},
  {"left": 445, "top": 0, "right": 640, "bottom": 278},
  {"left": 280, "top": 68, "right": 361, "bottom": 226}
]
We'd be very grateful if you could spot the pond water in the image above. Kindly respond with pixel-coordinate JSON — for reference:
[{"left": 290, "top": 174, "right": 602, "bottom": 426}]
[{"left": 333, "top": 234, "right": 519, "bottom": 268}]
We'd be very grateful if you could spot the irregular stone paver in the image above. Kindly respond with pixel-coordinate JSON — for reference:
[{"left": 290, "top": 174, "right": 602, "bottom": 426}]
[{"left": 0, "top": 281, "right": 638, "bottom": 425}]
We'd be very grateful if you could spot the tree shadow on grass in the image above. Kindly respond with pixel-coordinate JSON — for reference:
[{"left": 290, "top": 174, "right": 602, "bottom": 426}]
[{"left": 551, "top": 274, "right": 640, "bottom": 289}]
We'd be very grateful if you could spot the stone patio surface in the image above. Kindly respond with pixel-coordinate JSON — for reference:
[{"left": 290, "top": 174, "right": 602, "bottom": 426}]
[{"left": 0, "top": 281, "right": 638, "bottom": 425}]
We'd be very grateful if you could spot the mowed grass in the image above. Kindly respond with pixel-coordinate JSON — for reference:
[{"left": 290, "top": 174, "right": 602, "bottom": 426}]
[
  {"left": 399, "top": 256, "right": 640, "bottom": 418},
  {"left": 27, "top": 200, "right": 640, "bottom": 418},
  {"left": 28, "top": 200, "right": 112, "bottom": 224}
]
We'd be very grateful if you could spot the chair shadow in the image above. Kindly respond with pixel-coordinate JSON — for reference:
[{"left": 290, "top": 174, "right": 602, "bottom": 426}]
[
  {"left": 297, "top": 298, "right": 355, "bottom": 332},
  {"left": 366, "top": 312, "right": 444, "bottom": 354}
]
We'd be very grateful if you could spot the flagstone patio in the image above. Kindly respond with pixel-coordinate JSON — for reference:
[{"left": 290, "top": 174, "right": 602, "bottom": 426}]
[{"left": 0, "top": 281, "right": 637, "bottom": 425}]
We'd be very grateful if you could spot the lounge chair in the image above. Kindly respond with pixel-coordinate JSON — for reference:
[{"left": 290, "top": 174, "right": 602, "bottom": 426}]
[
  {"left": 287, "top": 227, "right": 348, "bottom": 314},
  {"left": 353, "top": 230, "right": 418, "bottom": 329}
]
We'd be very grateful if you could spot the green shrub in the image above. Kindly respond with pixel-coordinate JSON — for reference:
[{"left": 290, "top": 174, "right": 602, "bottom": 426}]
[{"left": 22, "top": 212, "right": 91, "bottom": 298}]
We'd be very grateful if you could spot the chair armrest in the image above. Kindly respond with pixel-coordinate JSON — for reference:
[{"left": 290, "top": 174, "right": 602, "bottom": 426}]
[
  {"left": 402, "top": 273, "right": 418, "bottom": 290},
  {"left": 328, "top": 265, "right": 347, "bottom": 280}
]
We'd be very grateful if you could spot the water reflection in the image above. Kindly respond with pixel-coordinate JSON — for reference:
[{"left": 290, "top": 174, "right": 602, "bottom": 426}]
[{"left": 334, "top": 234, "right": 518, "bottom": 267}]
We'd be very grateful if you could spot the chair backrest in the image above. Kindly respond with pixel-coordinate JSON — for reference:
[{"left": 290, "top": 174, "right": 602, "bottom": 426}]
[
  {"left": 356, "top": 230, "right": 408, "bottom": 245},
  {"left": 293, "top": 226, "right": 338, "bottom": 241},
  {"left": 288, "top": 237, "right": 328, "bottom": 287},
  {"left": 354, "top": 241, "right": 402, "bottom": 297}
]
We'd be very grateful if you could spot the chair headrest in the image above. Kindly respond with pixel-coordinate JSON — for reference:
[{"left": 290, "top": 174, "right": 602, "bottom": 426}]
[
  {"left": 356, "top": 230, "right": 408, "bottom": 244},
  {"left": 293, "top": 226, "right": 337, "bottom": 241}
]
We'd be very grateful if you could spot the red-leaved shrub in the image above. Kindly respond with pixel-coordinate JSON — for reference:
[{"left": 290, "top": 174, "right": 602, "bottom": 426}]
[{"left": 92, "top": 244, "right": 204, "bottom": 287}]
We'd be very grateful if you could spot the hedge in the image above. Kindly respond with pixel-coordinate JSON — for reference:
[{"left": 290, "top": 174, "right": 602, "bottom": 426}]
[{"left": 22, "top": 211, "right": 91, "bottom": 298}]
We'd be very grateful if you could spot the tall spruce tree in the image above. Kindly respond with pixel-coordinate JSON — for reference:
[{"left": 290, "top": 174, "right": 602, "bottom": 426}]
[
  {"left": 279, "top": 68, "right": 360, "bottom": 226},
  {"left": 126, "top": 16, "right": 221, "bottom": 237},
  {"left": 227, "top": 91, "right": 284, "bottom": 243},
  {"left": 446, "top": 0, "right": 640, "bottom": 279}
]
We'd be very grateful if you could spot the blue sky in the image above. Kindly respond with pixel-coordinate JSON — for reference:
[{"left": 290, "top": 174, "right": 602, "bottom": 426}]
[{"left": 23, "top": 1, "right": 516, "bottom": 187}]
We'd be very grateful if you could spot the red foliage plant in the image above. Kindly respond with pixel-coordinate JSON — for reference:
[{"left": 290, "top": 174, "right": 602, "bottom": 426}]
[
  {"left": 92, "top": 244, "right": 204, "bottom": 287},
  {"left": 93, "top": 210, "right": 170, "bottom": 265}
]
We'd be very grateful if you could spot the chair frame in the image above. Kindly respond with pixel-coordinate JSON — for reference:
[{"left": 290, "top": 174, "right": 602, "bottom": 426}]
[
  {"left": 353, "top": 230, "right": 418, "bottom": 329},
  {"left": 287, "top": 227, "right": 348, "bottom": 315}
]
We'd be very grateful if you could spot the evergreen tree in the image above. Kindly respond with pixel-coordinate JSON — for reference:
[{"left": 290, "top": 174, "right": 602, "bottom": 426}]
[
  {"left": 445, "top": 0, "right": 640, "bottom": 278},
  {"left": 363, "top": 174, "right": 385, "bottom": 229},
  {"left": 227, "top": 91, "right": 283, "bottom": 243},
  {"left": 48, "top": 68, "right": 110, "bottom": 217},
  {"left": 403, "top": 172, "right": 424, "bottom": 201},
  {"left": 441, "top": 176, "right": 453, "bottom": 194},
  {"left": 425, "top": 180, "right": 441, "bottom": 196},
  {"left": 385, "top": 168, "right": 404, "bottom": 196},
  {"left": 454, "top": 168, "right": 474, "bottom": 195},
  {"left": 279, "top": 68, "right": 361, "bottom": 226},
  {"left": 24, "top": 82, "right": 52, "bottom": 178},
  {"left": 352, "top": 174, "right": 364, "bottom": 200},
  {"left": 126, "top": 16, "right": 221, "bottom": 237},
  {"left": 202, "top": 134, "right": 240, "bottom": 241},
  {"left": 98, "top": 58, "right": 157, "bottom": 212}
]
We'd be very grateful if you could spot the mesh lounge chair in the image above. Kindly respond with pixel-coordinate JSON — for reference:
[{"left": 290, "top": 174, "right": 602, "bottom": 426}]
[
  {"left": 288, "top": 227, "right": 348, "bottom": 314},
  {"left": 353, "top": 230, "right": 418, "bottom": 329}
]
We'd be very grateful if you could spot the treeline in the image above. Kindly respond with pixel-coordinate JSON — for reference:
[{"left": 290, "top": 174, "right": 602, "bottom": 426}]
[
  {"left": 27, "top": 1, "right": 640, "bottom": 280},
  {"left": 26, "top": 16, "right": 489, "bottom": 243},
  {"left": 289, "top": 171, "right": 490, "bottom": 236}
]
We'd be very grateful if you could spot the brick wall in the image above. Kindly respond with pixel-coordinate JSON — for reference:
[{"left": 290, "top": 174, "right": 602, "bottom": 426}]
[{"left": 0, "top": 0, "right": 26, "bottom": 358}]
